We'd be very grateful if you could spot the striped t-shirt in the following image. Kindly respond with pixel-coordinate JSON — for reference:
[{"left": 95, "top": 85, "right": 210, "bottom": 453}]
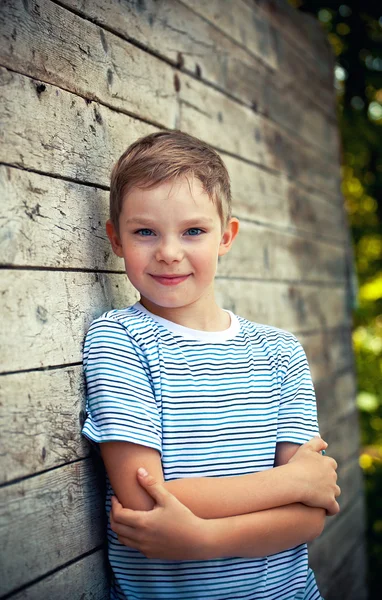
[{"left": 82, "top": 302, "right": 322, "bottom": 600}]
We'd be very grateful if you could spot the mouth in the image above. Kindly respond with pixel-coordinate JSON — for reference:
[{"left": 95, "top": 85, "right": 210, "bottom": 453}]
[{"left": 149, "top": 274, "right": 191, "bottom": 286}]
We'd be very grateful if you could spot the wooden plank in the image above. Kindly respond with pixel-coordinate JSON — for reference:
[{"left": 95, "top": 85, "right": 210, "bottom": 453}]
[
  {"left": 177, "top": 74, "right": 341, "bottom": 198},
  {"left": 0, "top": 366, "right": 89, "bottom": 484},
  {"left": 298, "top": 327, "right": 354, "bottom": 383},
  {"left": 1, "top": 327, "right": 353, "bottom": 484},
  {"left": 224, "top": 156, "right": 346, "bottom": 241},
  {"left": 0, "top": 166, "right": 346, "bottom": 278},
  {"left": 0, "top": 459, "right": 106, "bottom": 596},
  {"left": 315, "top": 371, "right": 357, "bottom": 440},
  {"left": 0, "top": 269, "right": 348, "bottom": 373},
  {"left": 1, "top": 163, "right": 347, "bottom": 276},
  {"left": 9, "top": 549, "right": 109, "bottom": 600},
  {"left": 222, "top": 221, "right": 346, "bottom": 283},
  {"left": 313, "top": 457, "right": 364, "bottom": 533},
  {"left": 323, "top": 543, "right": 368, "bottom": 600},
  {"left": 175, "top": 0, "right": 279, "bottom": 70},
  {"left": 315, "top": 370, "right": 357, "bottom": 428},
  {"left": 320, "top": 409, "right": 362, "bottom": 466},
  {"left": 183, "top": 0, "right": 336, "bottom": 109},
  {"left": 334, "top": 457, "right": 364, "bottom": 515},
  {"left": 0, "top": 0, "right": 340, "bottom": 160},
  {"left": 273, "top": 31, "right": 336, "bottom": 119},
  {"left": 216, "top": 279, "right": 349, "bottom": 334},
  {"left": 0, "top": 65, "right": 341, "bottom": 199},
  {"left": 0, "top": 67, "right": 155, "bottom": 186},
  {"left": 0, "top": 0, "right": 178, "bottom": 129},
  {"left": 254, "top": 0, "right": 334, "bottom": 79},
  {"left": 0, "top": 270, "right": 139, "bottom": 373},
  {"left": 0, "top": 166, "right": 116, "bottom": 270},
  {"left": 310, "top": 495, "right": 367, "bottom": 598},
  {"left": 1, "top": 327, "right": 352, "bottom": 485}
]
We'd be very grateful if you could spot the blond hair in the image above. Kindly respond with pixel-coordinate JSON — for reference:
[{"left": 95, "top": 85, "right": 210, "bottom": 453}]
[{"left": 109, "top": 131, "right": 232, "bottom": 235}]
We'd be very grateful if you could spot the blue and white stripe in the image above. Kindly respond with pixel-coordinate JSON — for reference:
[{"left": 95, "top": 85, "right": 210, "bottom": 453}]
[{"left": 82, "top": 303, "right": 322, "bottom": 599}]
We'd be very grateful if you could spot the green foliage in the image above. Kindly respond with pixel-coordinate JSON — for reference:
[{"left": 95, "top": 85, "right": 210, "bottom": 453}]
[{"left": 289, "top": 2, "right": 382, "bottom": 598}]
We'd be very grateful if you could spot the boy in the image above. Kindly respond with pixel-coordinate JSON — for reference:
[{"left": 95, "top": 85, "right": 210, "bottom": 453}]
[{"left": 82, "top": 131, "right": 340, "bottom": 599}]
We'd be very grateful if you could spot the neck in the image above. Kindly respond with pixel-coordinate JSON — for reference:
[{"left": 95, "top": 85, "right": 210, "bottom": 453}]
[{"left": 139, "top": 297, "right": 230, "bottom": 331}]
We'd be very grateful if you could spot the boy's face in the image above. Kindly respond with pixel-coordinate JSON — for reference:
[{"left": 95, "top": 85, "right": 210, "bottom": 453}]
[{"left": 106, "top": 176, "right": 239, "bottom": 320}]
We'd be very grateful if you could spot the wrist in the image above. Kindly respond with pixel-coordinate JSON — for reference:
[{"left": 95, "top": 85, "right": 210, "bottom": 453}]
[
  {"left": 282, "top": 462, "right": 307, "bottom": 504},
  {"left": 198, "top": 518, "right": 221, "bottom": 560}
]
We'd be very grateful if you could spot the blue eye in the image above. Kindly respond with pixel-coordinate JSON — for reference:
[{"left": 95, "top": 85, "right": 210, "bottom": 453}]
[
  {"left": 136, "top": 229, "right": 154, "bottom": 236},
  {"left": 186, "top": 228, "right": 203, "bottom": 236}
]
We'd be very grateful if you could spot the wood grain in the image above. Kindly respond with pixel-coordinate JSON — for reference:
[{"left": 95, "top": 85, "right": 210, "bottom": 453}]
[
  {"left": 0, "top": 0, "right": 178, "bottom": 129},
  {"left": 1, "top": 162, "right": 347, "bottom": 279},
  {"left": 9, "top": 549, "right": 109, "bottom": 600},
  {"left": 0, "top": 164, "right": 346, "bottom": 279},
  {"left": 0, "top": 67, "right": 155, "bottom": 185},
  {"left": 1, "top": 0, "right": 341, "bottom": 170},
  {"left": 310, "top": 495, "right": 367, "bottom": 598},
  {"left": 1, "top": 269, "right": 349, "bottom": 373},
  {"left": 0, "top": 366, "right": 89, "bottom": 483},
  {"left": 1, "top": 328, "right": 353, "bottom": 484},
  {"left": 0, "top": 270, "right": 139, "bottom": 373},
  {"left": 320, "top": 409, "right": 363, "bottom": 466},
  {"left": 0, "top": 459, "right": 106, "bottom": 596},
  {"left": 0, "top": 0, "right": 364, "bottom": 597},
  {"left": 57, "top": 0, "right": 337, "bottom": 149}
]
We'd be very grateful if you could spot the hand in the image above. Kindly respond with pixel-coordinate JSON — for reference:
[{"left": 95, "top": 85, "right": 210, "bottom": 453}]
[
  {"left": 288, "top": 437, "right": 341, "bottom": 516},
  {"left": 110, "top": 468, "right": 209, "bottom": 559}
]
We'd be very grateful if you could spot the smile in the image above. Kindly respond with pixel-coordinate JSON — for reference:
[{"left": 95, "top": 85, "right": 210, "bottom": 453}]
[{"left": 150, "top": 274, "right": 190, "bottom": 286}]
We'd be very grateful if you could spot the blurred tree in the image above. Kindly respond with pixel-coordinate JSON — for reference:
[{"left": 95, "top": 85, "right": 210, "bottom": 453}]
[{"left": 289, "top": 2, "right": 382, "bottom": 598}]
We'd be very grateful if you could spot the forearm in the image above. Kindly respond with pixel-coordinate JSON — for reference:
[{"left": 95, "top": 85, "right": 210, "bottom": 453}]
[
  {"left": 164, "top": 463, "right": 304, "bottom": 519},
  {"left": 201, "top": 504, "right": 326, "bottom": 559}
]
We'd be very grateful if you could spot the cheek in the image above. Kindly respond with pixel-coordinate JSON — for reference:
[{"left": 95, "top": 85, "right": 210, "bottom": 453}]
[
  {"left": 123, "top": 250, "right": 145, "bottom": 276},
  {"left": 192, "top": 245, "right": 220, "bottom": 274}
]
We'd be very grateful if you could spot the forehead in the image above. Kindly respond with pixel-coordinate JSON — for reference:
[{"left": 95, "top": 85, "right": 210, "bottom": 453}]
[{"left": 122, "top": 176, "right": 219, "bottom": 217}]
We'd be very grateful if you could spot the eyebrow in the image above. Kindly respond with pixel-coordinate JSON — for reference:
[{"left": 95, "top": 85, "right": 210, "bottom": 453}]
[{"left": 125, "top": 217, "right": 215, "bottom": 226}]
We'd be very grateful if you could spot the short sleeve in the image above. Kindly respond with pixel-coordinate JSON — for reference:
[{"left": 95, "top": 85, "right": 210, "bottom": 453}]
[
  {"left": 277, "top": 338, "right": 319, "bottom": 444},
  {"left": 81, "top": 316, "right": 162, "bottom": 454}
]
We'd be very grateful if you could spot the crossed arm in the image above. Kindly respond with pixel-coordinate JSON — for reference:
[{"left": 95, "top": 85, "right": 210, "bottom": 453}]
[{"left": 102, "top": 437, "right": 340, "bottom": 560}]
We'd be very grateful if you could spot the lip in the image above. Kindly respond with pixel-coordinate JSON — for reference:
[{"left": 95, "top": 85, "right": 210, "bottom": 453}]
[{"left": 150, "top": 274, "right": 190, "bottom": 286}]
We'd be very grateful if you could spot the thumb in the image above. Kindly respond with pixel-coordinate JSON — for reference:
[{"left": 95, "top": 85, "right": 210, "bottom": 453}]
[{"left": 136, "top": 467, "right": 169, "bottom": 506}]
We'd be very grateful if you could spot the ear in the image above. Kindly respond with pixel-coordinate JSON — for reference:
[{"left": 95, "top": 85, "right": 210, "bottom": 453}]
[
  {"left": 218, "top": 217, "right": 239, "bottom": 257},
  {"left": 106, "top": 219, "right": 124, "bottom": 258}
]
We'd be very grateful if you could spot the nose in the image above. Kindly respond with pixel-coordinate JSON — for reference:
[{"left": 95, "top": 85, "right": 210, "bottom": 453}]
[{"left": 155, "top": 236, "right": 184, "bottom": 264}]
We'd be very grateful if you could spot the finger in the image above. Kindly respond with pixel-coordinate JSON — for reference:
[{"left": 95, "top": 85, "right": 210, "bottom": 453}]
[
  {"left": 110, "top": 499, "right": 146, "bottom": 527},
  {"left": 305, "top": 437, "right": 328, "bottom": 452},
  {"left": 111, "top": 516, "right": 141, "bottom": 540},
  {"left": 328, "top": 457, "right": 338, "bottom": 470},
  {"left": 117, "top": 535, "right": 142, "bottom": 550},
  {"left": 110, "top": 495, "right": 123, "bottom": 520},
  {"left": 326, "top": 502, "right": 338, "bottom": 516},
  {"left": 335, "top": 485, "right": 341, "bottom": 497},
  {"left": 137, "top": 467, "right": 170, "bottom": 506}
]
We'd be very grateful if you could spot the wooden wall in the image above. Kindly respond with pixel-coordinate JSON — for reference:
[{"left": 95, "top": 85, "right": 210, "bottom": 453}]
[{"left": 0, "top": 1, "right": 367, "bottom": 598}]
